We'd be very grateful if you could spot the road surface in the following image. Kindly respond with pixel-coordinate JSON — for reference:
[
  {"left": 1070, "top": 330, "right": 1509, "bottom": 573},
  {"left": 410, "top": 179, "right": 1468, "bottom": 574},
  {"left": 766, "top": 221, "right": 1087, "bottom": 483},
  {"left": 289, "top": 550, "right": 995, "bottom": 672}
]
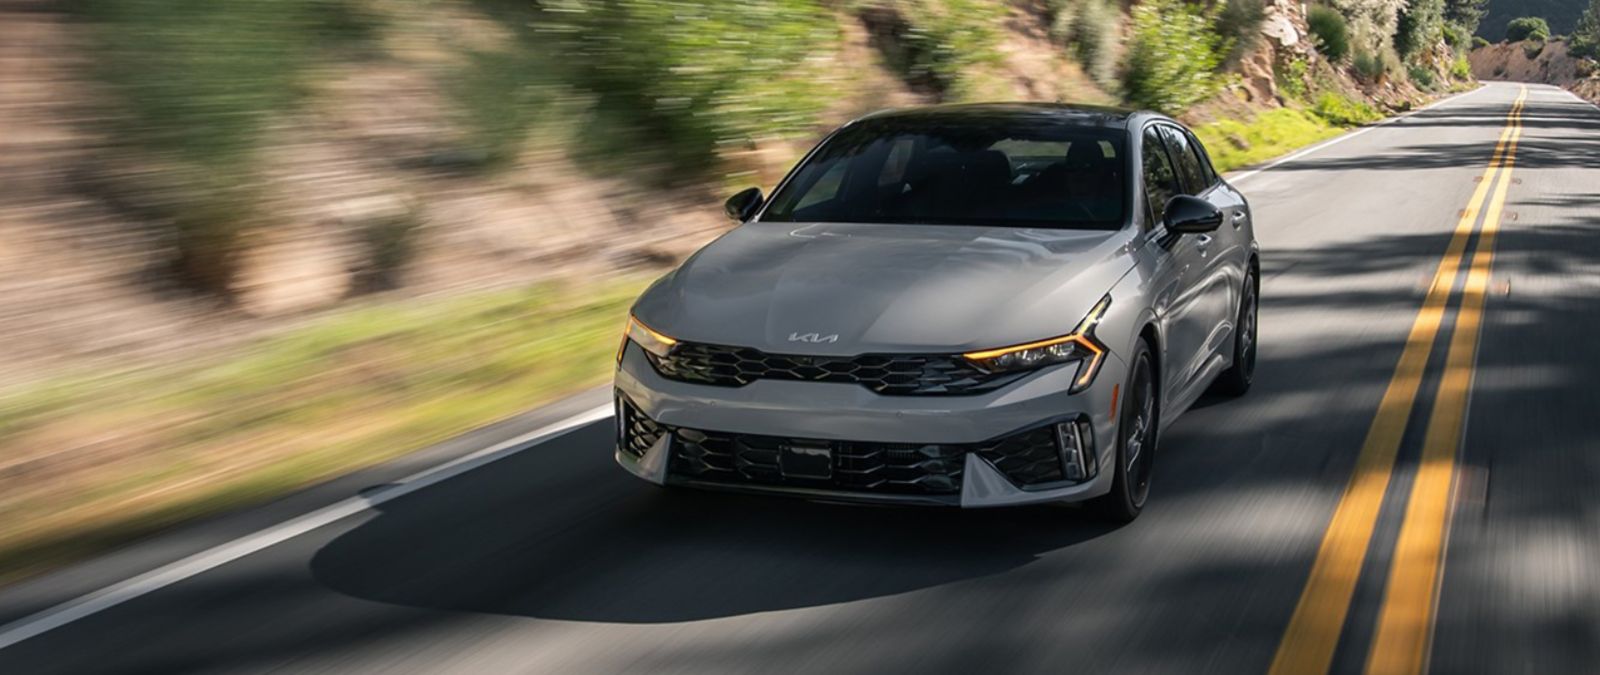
[{"left": 2, "top": 81, "right": 1598, "bottom": 674}]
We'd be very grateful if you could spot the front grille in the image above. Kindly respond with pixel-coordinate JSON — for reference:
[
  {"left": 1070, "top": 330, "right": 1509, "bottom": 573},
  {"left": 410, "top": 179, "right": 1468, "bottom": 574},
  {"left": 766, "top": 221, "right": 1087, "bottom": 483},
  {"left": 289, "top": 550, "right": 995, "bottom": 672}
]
[
  {"left": 647, "top": 342, "right": 1025, "bottom": 395},
  {"left": 665, "top": 423, "right": 1067, "bottom": 495},
  {"left": 618, "top": 398, "right": 664, "bottom": 458}
]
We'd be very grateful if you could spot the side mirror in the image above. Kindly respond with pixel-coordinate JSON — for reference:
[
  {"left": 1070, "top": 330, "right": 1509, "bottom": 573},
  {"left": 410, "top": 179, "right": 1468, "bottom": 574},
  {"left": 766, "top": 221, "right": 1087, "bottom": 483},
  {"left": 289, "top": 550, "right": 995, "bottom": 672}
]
[
  {"left": 724, "top": 187, "right": 764, "bottom": 223},
  {"left": 1163, "top": 195, "right": 1223, "bottom": 233}
]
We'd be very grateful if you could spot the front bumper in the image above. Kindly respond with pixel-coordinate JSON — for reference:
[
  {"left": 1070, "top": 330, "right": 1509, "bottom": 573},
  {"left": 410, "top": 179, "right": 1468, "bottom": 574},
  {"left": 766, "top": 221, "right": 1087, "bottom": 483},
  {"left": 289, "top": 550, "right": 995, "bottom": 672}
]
[{"left": 614, "top": 341, "right": 1128, "bottom": 508}]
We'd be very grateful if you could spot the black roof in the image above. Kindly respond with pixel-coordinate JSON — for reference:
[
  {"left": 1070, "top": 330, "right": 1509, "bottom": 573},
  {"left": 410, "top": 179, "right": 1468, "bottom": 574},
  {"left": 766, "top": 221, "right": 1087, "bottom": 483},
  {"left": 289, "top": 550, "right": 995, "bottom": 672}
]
[{"left": 854, "top": 102, "right": 1147, "bottom": 130}]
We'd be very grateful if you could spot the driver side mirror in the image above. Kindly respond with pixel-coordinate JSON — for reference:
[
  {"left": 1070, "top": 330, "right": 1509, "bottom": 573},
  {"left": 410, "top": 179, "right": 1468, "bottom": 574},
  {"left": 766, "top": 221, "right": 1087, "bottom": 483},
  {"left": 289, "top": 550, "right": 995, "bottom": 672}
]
[
  {"left": 724, "top": 187, "right": 764, "bottom": 223},
  {"left": 1163, "top": 195, "right": 1223, "bottom": 234}
]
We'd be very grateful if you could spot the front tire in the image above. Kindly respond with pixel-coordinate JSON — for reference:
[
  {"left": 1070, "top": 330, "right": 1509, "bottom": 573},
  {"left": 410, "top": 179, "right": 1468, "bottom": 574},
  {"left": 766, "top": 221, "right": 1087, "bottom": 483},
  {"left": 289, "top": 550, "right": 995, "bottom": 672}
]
[{"left": 1091, "top": 340, "right": 1157, "bottom": 523}]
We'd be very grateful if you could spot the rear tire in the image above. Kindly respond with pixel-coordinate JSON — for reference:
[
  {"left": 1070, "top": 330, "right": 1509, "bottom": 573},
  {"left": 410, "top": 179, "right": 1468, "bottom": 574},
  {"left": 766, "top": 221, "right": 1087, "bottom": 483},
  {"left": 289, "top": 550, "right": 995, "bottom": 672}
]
[
  {"left": 1212, "top": 269, "right": 1258, "bottom": 397},
  {"left": 1091, "top": 340, "right": 1157, "bottom": 523}
]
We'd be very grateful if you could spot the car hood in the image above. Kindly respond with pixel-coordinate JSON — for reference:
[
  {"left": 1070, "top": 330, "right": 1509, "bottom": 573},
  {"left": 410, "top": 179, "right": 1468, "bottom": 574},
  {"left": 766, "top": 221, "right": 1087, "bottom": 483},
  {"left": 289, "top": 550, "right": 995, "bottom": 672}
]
[{"left": 633, "top": 222, "right": 1135, "bottom": 355}]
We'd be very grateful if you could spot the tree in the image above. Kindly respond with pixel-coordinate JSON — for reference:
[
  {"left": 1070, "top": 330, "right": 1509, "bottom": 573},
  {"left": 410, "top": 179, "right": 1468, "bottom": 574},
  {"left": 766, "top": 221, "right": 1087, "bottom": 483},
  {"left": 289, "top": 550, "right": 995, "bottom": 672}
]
[
  {"left": 1505, "top": 16, "right": 1551, "bottom": 42},
  {"left": 1574, "top": 0, "right": 1600, "bottom": 58},
  {"left": 1397, "top": 0, "right": 1446, "bottom": 57},
  {"left": 1444, "top": 0, "right": 1488, "bottom": 36}
]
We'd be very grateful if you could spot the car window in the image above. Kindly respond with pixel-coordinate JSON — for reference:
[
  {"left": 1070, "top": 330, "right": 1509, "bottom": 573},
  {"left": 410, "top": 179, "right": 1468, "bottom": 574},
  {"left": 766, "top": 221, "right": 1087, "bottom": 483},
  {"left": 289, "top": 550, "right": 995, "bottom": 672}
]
[
  {"left": 1186, "top": 130, "right": 1220, "bottom": 186},
  {"left": 1141, "top": 127, "right": 1182, "bottom": 226},
  {"left": 762, "top": 119, "right": 1128, "bottom": 230},
  {"left": 1159, "top": 125, "right": 1208, "bottom": 195}
]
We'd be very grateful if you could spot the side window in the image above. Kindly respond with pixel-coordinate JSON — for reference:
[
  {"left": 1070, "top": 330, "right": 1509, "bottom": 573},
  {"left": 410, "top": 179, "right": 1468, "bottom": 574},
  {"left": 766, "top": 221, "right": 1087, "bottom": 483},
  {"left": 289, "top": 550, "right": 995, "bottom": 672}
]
[
  {"left": 1186, "top": 130, "right": 1220, "bottom": 186},
  {"left": 1159, "top": 125, "right": 1208, "bottom": 195},
  {"left": 1141, "top": 127, "right": 1181, "bottom": 227}
]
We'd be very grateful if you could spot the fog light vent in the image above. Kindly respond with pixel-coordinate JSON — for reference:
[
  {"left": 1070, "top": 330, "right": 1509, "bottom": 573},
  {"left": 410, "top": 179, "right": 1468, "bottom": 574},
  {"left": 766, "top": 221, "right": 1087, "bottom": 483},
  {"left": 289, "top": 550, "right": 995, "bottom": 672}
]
[{"left": 1055, "top": 418, "right": 1097, "bottom": 482}]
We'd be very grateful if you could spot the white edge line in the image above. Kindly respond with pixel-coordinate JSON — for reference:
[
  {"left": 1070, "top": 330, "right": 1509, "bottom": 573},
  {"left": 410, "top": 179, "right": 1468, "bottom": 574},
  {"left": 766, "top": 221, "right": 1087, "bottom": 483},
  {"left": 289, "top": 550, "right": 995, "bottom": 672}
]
[
  {"left": 1226, "top": 84, "right": 1488, "bottom": 184},
  {"left": 0, "top": 403, "right": 615, "bottom": 651}
]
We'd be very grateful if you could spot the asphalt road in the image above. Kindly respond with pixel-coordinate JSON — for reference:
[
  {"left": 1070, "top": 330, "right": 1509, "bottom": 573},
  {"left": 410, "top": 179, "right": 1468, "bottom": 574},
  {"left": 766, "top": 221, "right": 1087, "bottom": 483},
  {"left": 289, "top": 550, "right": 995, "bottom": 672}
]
[{"left": 2, "top": 81, "right": 1598, "bottom": 674}]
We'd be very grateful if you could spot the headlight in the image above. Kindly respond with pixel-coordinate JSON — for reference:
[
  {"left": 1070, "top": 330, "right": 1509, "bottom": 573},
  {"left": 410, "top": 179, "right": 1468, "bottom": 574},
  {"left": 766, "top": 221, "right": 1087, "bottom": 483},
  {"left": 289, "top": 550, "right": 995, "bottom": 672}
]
[
  {"left": 962, "top": 295, "right": 1111, "bottom": 393},
  {"left": 619, "top": 315, "right": 677, "bottom": 362}
]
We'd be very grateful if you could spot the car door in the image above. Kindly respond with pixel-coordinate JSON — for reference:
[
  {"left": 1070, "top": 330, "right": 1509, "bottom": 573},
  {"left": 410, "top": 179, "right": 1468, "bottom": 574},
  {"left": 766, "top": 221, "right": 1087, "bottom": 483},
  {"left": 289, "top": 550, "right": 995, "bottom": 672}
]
[
  {"left": 1136, "top": 125, "right": 1209, "bottom": 403},
  {"left": 1159, "top": 124, "right": 1247, "bottom": 397},
  {"left": 1164, "top": 125, "right": 1248, "bottom": 395}
]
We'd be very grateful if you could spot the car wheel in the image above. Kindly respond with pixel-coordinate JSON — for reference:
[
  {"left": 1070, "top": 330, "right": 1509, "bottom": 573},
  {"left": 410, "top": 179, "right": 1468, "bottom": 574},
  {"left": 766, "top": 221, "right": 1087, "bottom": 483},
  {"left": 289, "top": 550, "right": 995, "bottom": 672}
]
[
  {"left": 1212, "top": 269, "right": 1258, "bottom": 397},
  {"left": 1092, "top": 339, "right": 1157, "bottom": 522}
]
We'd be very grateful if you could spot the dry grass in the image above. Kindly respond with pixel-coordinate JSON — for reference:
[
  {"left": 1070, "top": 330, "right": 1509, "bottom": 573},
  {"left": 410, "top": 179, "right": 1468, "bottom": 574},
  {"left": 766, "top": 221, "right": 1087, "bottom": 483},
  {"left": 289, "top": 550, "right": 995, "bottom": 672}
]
[{"left": 0, "top": 279, "right": 647, "bottom": 585}]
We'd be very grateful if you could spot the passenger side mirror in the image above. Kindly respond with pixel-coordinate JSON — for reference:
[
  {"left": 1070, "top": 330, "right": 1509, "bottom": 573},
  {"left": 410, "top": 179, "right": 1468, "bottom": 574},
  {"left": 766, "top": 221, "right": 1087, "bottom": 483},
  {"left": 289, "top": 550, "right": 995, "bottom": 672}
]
[
  {"left": 1163, "top": 195, "right": 1223, "bottom": 233},
  {"left": 724, "top": 188, "right": 764, "bottom": 223}
]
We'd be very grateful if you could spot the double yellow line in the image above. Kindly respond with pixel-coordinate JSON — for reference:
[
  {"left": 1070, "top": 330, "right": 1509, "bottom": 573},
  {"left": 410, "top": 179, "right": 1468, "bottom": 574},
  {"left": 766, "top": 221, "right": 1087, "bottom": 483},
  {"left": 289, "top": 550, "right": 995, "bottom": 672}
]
[{"left": 1268, "top": 85, "right": 1527, "bottom": 675}]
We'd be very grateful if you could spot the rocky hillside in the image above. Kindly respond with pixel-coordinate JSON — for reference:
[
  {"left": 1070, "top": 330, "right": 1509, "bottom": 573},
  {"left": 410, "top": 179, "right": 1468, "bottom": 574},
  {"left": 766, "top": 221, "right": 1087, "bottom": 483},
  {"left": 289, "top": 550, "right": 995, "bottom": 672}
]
[
  {"left": 1, "top": 0, "right": 1471, "bottom": 384},
  {"left": 1470, "top": 38, "right": 1600, "bottom": 101}
]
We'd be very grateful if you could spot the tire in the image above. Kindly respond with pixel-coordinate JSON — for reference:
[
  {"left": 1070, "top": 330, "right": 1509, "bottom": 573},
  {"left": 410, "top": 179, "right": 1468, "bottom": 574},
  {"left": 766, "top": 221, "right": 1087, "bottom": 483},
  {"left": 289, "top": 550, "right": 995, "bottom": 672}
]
[
  {"left": 1212, "top": 268, "right": 1258, "bottom": 397},
  {"left": 1091, "top": 339, "right": 1157, "bottom": 523}
]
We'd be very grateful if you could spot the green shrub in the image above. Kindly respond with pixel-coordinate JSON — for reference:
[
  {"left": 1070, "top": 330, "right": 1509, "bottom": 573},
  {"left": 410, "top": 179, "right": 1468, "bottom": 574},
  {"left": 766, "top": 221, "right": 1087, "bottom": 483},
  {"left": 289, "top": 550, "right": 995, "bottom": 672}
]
[
  {"left": 1352, "top": 49, "right": 1385, "bottom": 82},
  {"left": 1575, "top": 0, "right": 1600, "bottom": 59},
  {"left": 1054, "top": 0, "right": 1122, "bottom": 88},
  {"left": 1409, "top": 64, "right": 1438, "bottom": 89},
  {"left": 1311, "top": 91, "right": 1383, "bottom": 125},
  {"left": 540, "top": 0, "right": 840, "bottom": 180},
  {"left": 1307, "top": 6, "right": 1351, "bottom": 61},
  {"left": 1452, "top": 54, "right": 1474, "bottom": 79},
  {"left": 1275, "top": 57, "right": 1310, "bottom": 100},
  {"left": 858, "top": 0, "right": 1006, "bottom": 98},
  {"left": 1123, "top": 0, "right": 1228, "bottom": 112},
  {"left": 1523, "top": 37, "right": 1547, "bottom": 58},
  {"left": 1505, "top": 16, "right": 1551, "bottom": 42},
  {"left": 1396, "top": 0, "right": 1445, "bottom": 58},
  {"left": 1445, "top": 0, "right": 1489, "bottom": 37},
  {"left": 1442, "top": 23, "right": 1470, "bottom": 48},
  {"left": 1472, "top": 35, "right": 1491, "bottom": 48},
  {"left": 1215, "top": 0, "right": 1267, "bottom": 66},
  {"left": 448, "top": 46, "right": 556, "bottom": 170},
  {"left": 75, "top": 0, "right": 376, "bottom": 295}
]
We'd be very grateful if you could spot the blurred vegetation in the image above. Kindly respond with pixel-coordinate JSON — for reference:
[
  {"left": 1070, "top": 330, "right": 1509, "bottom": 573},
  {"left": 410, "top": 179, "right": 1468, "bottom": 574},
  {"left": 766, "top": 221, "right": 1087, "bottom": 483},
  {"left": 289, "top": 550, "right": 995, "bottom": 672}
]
[
  {"left": 1352, "top": 48, "right": 1386, "bottom": 82},
  {"left": 1312, "top": 90, "right": 1384, "bottom": 124},
  {"left": 1309, "top": 5, "right": 1353, "bottom": 61},
  {"left": 1396, "top": 0, "right": 1445, "bottom": 58},
  {"left": 1506, "top": 16, "right": 1553, "bottom": 41},
  {"left": 1123, "top": 0, "right": 1228, "bottom": 112},
  {"left": 0, "top": 280, "right": 645, "bottom": 584},
  {"left": 1479, "top": 0, "right": 1585, "bottom": 43},
  {"left": 75, "top": 0, "right": 376, "bottom": 296},
  {"left": 1216, "top": 0, "right": 1269, "bottom": 67},
  {"left": 1573, "top": 0, "right": 1600, "bottom": 58},
  {"left": 1194, "top": 108, "right": 1343, "bottom": 172},
  {"left": 1050, "top": 0, "right": 1122, "bottom": 89},
  {"left": 855, "top": 0, "right": 1008, "bottom": 97},
  {"left": 1276, "top": 56, "right": 1311, "bottom": 100}
]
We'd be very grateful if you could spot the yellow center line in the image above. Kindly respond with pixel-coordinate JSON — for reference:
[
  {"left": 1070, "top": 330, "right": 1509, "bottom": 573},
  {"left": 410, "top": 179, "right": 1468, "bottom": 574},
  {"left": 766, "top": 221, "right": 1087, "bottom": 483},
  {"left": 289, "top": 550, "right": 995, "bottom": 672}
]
[
  {"left": 1267, "top": 86, "right": 1528, "bottom": 675},
  {"left": 1362, "top": 86, "right": 1526, "bottom": 675}
]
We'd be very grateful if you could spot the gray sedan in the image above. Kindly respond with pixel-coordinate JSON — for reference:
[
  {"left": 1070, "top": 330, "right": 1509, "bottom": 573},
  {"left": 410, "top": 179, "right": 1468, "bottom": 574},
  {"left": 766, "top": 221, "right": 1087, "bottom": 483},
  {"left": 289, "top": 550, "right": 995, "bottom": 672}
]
[{"left": 614, "top": 103, "right": 1258, "bottom": 521}]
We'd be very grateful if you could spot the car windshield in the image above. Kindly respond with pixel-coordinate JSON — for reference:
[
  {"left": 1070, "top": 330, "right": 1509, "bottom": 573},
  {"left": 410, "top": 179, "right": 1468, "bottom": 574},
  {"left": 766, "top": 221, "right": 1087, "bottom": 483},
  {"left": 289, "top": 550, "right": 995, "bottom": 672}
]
[{"left": 762, "top": 118, "right": 1128, "bottom": 229}]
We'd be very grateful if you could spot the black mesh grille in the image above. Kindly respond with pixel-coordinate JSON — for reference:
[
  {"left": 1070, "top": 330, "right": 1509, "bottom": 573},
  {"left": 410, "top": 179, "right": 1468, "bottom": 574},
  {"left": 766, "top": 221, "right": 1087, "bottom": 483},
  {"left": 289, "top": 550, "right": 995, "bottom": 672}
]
[
  {"left": 646, "top": 342, "right": 1025, "bottom": 395},
  {"left": 974, "top": 427, "right": 1064, "bottom": 485},
  {"left": 666, "top": 423, "right": 1067, "bottom": 494},
  {"left": 618, "top": 398, "right": 665, "bottom": 459}
]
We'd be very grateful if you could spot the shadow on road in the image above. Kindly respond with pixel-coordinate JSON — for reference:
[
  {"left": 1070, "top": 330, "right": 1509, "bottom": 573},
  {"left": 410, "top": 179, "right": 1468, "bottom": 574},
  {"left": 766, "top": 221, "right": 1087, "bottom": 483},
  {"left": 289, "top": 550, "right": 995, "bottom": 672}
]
[{"left": 309, "top": 425, "right": 1119, "bottom": 624}]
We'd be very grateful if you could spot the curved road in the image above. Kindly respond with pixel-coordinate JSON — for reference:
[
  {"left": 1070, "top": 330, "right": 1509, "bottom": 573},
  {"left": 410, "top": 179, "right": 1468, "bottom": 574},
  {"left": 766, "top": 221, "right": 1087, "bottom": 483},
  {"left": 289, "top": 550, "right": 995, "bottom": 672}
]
[{"left": 2, "top": 81, "right": 1598, "bottom": 674}]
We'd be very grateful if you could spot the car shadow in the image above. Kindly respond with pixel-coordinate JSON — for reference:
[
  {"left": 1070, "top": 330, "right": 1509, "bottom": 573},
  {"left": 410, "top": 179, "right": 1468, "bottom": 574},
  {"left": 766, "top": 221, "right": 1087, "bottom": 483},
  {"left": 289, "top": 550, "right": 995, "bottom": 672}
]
[{"left": 308, "top": 423, "right": 1119, "bottom": 624}]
